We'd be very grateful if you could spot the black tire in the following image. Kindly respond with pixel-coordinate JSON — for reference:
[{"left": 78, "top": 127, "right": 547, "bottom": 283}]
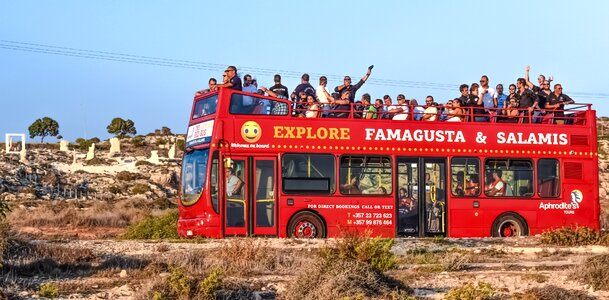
[
  {"left": 287, "top": 211, "right": 326, "bottom": 238},
  {"left": 492, "top": 213, "right": 528, "bottom": 237}
]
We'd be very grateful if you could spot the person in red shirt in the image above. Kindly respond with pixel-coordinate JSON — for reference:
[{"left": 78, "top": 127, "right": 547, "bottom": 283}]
[{"left": 486, "top": 169, "right": 506, "bottom": 196}]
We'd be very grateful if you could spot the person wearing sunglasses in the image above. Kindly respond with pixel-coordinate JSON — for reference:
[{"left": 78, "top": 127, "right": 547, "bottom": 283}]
[{"left": 211, "top": 66, "right": 242, "bottom": 91}]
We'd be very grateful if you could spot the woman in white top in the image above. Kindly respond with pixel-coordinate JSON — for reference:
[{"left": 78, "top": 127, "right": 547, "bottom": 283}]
[
  {"left": 304, "top": 95, "right": 320, "bottom": 118},
  {"left": 446, "top": 99, "right": 463, "bottom": 122}
]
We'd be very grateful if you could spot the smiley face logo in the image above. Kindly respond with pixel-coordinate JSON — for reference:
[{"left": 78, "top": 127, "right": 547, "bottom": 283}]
[{"left": 241, "top": 121, "right": 261, "bottom": 143}]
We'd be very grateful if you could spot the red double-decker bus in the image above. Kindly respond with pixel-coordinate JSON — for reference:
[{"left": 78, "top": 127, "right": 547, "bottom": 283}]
[{"left": 177, "top": 88, "right": 599, "bottom": 238}]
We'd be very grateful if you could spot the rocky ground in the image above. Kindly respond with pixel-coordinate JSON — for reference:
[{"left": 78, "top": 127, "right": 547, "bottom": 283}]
[{"left": 1, "top": 122, "right": 609, "bottom": 299}]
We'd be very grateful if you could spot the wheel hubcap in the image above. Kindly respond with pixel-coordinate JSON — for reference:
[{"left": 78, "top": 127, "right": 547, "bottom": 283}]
[
  {"left": 295, "top": 221, "right": 317, "bottom": 238},
  {"left": 500, "top": 221, "right": 519, "bottom": 237}
]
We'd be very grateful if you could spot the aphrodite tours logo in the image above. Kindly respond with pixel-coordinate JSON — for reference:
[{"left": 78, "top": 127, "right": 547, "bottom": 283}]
[{"left": 539, "top": 189, "right": 583, "bottom": 210}]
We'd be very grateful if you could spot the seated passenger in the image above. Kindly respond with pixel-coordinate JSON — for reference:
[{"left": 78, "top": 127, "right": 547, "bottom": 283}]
[
  {"left": 498, "top": 99, "right": 520, "bottom": 123},
  {"left": 392, "top": 94, "right": 409, "bottom": 120},
  {"left": 446, "top": 99, "right": 463, "bottom": 122},
  {"left": 374, "top": 99, "right": 384, "bottom": 119},
  {"left": 486, "top": 169, "right": 506, "bottom": 196},
  {"left": 329, "top": 90, "right": 352, "bottom": 118},
  {"left": 422, "top": 96, "right": 438, "bottom": 121},
  {"left": 342, "top": 176, "right": 362, "bottom": 194},
  {"left": 303, "top": 95, "right": 320, "bottom": 118},
  {"left": 465, "top": 174, "right": 480, "bottom": 196},
  {"left": 361, "top": 94, "right": 377, "bottom": 119},
  {"left": 399, "top": 187, "right": 415, "bottom": 212},
  {"left": 410, "top": 99, "right": 424, "bottom": 120},
  {"left": 226, "top": 167, "right": 244, "bottom": 198}
]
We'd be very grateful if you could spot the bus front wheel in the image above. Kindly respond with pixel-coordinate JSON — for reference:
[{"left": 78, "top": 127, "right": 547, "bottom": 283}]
[
  {"left": 492, "top": 213, "right": 528, "bottom": 237},
  {"left": 288, "top": 211, "right": 326, "bottom": 238}
]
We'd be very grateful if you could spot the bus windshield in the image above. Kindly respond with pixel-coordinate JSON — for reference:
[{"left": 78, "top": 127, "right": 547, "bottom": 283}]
[
  {"left": 181, "top": 149, "right": 209, "bottom": 206},
  {"left": 192, "top": 95, "right": 218, "bottom": 119}
]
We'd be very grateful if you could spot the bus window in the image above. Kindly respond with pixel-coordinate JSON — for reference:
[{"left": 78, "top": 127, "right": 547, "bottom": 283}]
[
  {"left": 538, "top": 159, "right": 560, "bottom": 198},
  {"left": 181, "top": 149, "right": 209, "bottom": 206},
  {"left": 282, "top": 154, "right": 335, "bottom": 194},
  {"left": 450, "top": 157, "right": 480, "bottom": 197},
  {"left": 340, "top": 155, "right": 392, "bottom": 195},
  {"left": 484, "top": 159, "right": 533, "bottom": 197},
  {"left": 192, "top": 95, "right": 218, "bottom": 119},
  {"left": 230, "top": 93, "right": 289, "bottom": 116}
]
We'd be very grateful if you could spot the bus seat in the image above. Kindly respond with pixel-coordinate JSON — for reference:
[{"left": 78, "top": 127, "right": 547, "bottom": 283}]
[{"left": 539, "top": 177, "right": 559, "bottom": 197}]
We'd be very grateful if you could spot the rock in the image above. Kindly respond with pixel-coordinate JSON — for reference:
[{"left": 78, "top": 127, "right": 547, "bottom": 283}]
[{"left": 119, "top": 269, "right": 127, "bottom": 278}]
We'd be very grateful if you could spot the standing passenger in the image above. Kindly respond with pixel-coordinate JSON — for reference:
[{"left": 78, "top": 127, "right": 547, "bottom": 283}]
[
  {"left": 211, "top": 66, "right": 242, "bottom": 91},
  {"left": 361, "top": 94, "right": 376, "bottom": 119},
  {"left": 335, "top": 65, "right": 373, "bottom": 102},
  {"left": 496, "top": 84, "right": 508, "bottom": 115},
  {"left": 269, "top": 74, "right": 289, "bottom": 99},
  {"left": 316, "top": 76, "right": 332, "bottom": 117}
]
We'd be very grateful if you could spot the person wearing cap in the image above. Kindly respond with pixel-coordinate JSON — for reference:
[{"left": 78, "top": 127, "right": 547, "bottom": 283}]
[
  {"left": 268, "top": 74, "right": 289, "bottom": 99},
  {"left": 316, "top": 76, "right": 331, "bottom": 117},
  {"left": 391, "top": 94, "right": 409, "bottom": 120},
  {"left": 334, "top": 65, "right": 373, "bottom": 102},
  {"left": 211, "top": 65, "right": 242, "bottom": 91}
]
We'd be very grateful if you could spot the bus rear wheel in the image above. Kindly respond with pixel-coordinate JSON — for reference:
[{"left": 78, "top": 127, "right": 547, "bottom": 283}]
[
  {"left": 492, "top": 213, "right": 528, "bottom": 237},
  {"left": 288, "top": 211, "right": 326, "bottom": 238}
]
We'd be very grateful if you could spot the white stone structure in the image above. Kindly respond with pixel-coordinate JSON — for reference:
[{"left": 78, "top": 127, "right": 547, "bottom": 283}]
[
  {"left": 86, "top": 143, "right": 96, "bottom": 160},
  {"left": 109, "top": 138, "right": 121, "bottom": 154},
  {"left": 60, "top": 140, "right": 69, "bottom": 152},
  {"left": 147, "top": 150, "right": 160, "bottom": 164},
  {"left": 5, "top": 133, "right": 26, "bottom": 154},
  {"left": 19, "top": 148, "right": 27, "bottom": 163},
  {"left": 168, "top": 144, "right": 176, "bottom": 159}
]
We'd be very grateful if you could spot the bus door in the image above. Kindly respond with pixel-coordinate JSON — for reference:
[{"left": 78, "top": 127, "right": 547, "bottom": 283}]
[
  {"left": 223, "top": 156, "right": 277, "bottom": 236},
  {"left": 397, "top": 157, "right": 447, "bottom": 237}
]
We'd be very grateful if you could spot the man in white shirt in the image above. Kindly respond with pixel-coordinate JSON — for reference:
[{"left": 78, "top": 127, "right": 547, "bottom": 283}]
[
  {"left": 391, "top": 94, "right": 409, "bottom": 120},
  {"left": 316, "top": 76, "right": 331, "bottom": 117},
  {"left": 422, "top": 96, "right": 437, "bottom": 121}
]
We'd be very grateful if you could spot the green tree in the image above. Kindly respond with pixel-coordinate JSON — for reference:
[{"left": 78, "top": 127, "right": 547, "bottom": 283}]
[
  {"left": 161, "top": 126, "right": 172, "bottom": 136},
  {"left": 28, "top": 117, "right": 59, "bottom": 142},
  {"left": 107, "top": 118, "right": 137, "bottom": 138}
]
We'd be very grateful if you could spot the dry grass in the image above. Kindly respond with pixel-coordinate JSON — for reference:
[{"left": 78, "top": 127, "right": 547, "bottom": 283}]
[
  {"left": 513, "top": 285, "right": 595, "bottom": 300},
  {"left": 571, "top": 254, "right": 609, "bottom": 291},
  {"left": 540, "top": 226, "right": 607, "bottom": 246}
]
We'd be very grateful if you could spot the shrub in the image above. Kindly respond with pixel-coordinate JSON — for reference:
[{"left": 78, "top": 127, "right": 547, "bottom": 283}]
[
  {"left": 209, "top": 238, "right": 292, "bottom": 276},
  {"left": 514, "top": 285, "right": 595, "bottom": 300},
  {"left": 540, "top": 226, "right": 606, "bottom": 246},
  {"left": 136, "top": 160, "right": 153, "bottom": 167},
  {"left": 38, "top": 283, "right": 60, "bottom": 298},
  {"left": 444, "top": 282, "right": 495, "bottom": 300},
  {"left": 167, "top": 267, "right": 191, "bottom": 299},
  {"left": 0, "top": 198, "right": 9, "bottom": 219},
  {"left": 122, "top": 210, "right": 180, "bottom": 239},
  {"left": 132, "top": 136, "right": 146, "bottom": 147},
  {"left": 571, "top": 254, "right": 609, "bottom": 291},
  {"left": 283, "top": 258, "right": 410, "bottom": 300},
  {"left": 131, "top": 183, "right": 150, "bottom": 195},
  {"left": 197, "top": 268, "right": 223, "bottom": 300},
  {"left": 176, "top": 139, "right": 185, "bottom": 151},
  {"left": 116, "top": 171, "right": 139, "bottom": 181},
  {"left": 321, "top": 230, "right": 396, "bottom": 272}
]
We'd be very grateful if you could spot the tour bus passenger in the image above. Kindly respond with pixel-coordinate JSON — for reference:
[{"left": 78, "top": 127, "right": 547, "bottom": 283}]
[
  {"left": 242, "top": 74, "right": 257, "bottom": 113},
  {"left": 329, "top": 90, "right": 352, "bottom": 118},
  {"left": 496, "top": 84, "right": 508, "bottom": 115},
  {"left": 374, "top": 99, "right": 384, "bottom": 119},
  {"left": 399, "top": 188, "right": 415, "bottom": 211},
  {"left": 316, "top": 76, "right": 332, "bottom": 117},
  {"left": 291, "top": 73, "right": 315, "bottom": 100},
  {"left": 422, "top": 96, "right": 438, "bottom": 121},
  {"left": 269, "top": 74, "right": 289, "bottom": 99},
  {"left": 381, "top": 95, "right": 396, "bottom": 119},
  {"left": 446, "top": 99, "right": 463, "bottom": 122},
  {"left": 335, "top": 65, "right": 373, "bottom": 102},
  {"left": 294, "top": 91, "right": 308, "bottom": 116},
  {"left": 342, "top": 176, "right": 362, "bottom": 194},
  {"left": 392, "top": 94, "right": 409, "bottom": 120},
  {"left": 516, "top": 77, "right": 539, "bottom": 123},
  {"left": 525, "top": 65, "right": 553, "bottom": 95},
  {"left": 479, "top": 75, "right": 498, "bottom": 121},
  {"left": 465, "top": 174, "right": 480, "bottom": 196},
  {"left": 486, "top": 169, "right": 506, "bottom": 196},
  {"left": 258, "top": 86, "right": 289, "bottom": 115},
  {"left": 303, "top": 95, "right": 320, "bottom": 118},
  {"left": 498, "top": 98, "right": 520, "bottom": 123},
  {"left": 211, "top": 66, "right": 242, "bottom": 91},
  {"left": 195, "top": 77, "right": 217, "bottom": 96},
  {"left": 545, "top": 84, "right": 574, "bottom": 125},
  {"left": 469, "top": 83, "right": 487, "bottom": 122},
  {"left": 361, "top": 93, "right": 376, "bottom": 119},
  {"left": 353, "top": 100, "right": 364, "bottom": 118},
  {"left": 410, "top": 99, "right": 424, "bottom": 120}
]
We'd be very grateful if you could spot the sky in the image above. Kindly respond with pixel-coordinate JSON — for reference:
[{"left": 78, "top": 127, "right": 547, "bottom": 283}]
[{"left": 1, "top": 1, "right": 609, "bottom": 142}]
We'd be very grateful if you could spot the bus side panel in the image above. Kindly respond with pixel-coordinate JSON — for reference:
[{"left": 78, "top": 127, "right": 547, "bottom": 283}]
[
  {"left": 448, "top": 198, "right": 487, "bottom": 237},
  {"left": 561, "top": 159, "right": 599, "bottom": 230}
]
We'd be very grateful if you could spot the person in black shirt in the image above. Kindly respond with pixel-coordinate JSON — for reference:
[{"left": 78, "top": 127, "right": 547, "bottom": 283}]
[
  {"left": 545, "top": 84, "right": 574, "bottom": 125},
  {"left": 335, "top": 66, "right": 373, "bottom": 102},
  {"left": 516, "top": 78, "right": 539, "bottom": 123},
  {"left": 469, "top": 83, "right": 487, "bottom": 122},
  {"left": 292, "top": 73, "right": 315, "bottom": 100},
  {"left": 269, "top": 74, "right": 289, "bottom": 99},
  {"left": 456, "top": 84, "right": 469, "bottom": 106},
  {"left": 211, "top": 66, "right": 242, "bottom": 91}
]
